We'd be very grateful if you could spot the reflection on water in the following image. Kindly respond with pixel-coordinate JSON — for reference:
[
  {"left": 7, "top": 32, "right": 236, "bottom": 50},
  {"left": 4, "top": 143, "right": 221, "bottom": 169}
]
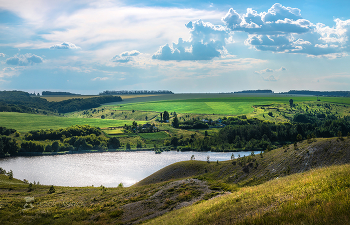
[{"left": 0, "top": 151, "right": 259, "bottom": 187}]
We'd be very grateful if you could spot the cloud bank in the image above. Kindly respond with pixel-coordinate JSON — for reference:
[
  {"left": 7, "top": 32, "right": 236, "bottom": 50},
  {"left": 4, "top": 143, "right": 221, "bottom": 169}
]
[
  {"left": 222, "top": 3, "right": 350, "bottom": 58},
  {"left": 153, "top": 20, "right": 230, "bottom": 61},
  {"left": 6, "top": 54, "right": 43, "bottom": 66}
]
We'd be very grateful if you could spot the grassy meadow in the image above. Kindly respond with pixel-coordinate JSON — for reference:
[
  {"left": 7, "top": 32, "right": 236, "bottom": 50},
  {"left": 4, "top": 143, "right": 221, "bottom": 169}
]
[
  {"left": 0, "top": 112, "right": 139, "bottom": 132},
  {"left": 111, "top": 96, "right": 319, "bottom": 115}
]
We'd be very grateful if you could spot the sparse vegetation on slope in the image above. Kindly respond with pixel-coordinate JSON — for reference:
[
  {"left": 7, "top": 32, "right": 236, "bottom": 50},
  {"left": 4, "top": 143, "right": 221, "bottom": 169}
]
[{"left": 146, "top": 164, "right": 350, "bottom": 225}]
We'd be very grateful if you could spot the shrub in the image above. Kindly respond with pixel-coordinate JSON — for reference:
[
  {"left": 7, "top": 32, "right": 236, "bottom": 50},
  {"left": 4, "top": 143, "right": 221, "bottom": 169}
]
[{"left": 48, "top": 185, "right": 55, "bottom": 194}]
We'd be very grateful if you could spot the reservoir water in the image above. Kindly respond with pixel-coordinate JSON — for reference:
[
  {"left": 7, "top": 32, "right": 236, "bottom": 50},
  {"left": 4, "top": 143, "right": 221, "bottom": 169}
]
[{"left": 0, "top": 151, "right": 259, "bottom": 187}]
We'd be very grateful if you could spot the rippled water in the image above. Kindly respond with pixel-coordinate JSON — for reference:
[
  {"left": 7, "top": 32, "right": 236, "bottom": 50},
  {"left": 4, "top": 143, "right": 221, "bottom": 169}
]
[{"left": 0, "top": 151, "right": 259, "bottom": 187}]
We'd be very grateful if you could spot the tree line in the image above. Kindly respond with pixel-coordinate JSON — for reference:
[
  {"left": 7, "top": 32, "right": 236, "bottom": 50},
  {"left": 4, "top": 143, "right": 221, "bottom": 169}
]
[
  {"left": 0, "top": 125, "right": 121, "bottom": 157},
  {"left": 0, "top": 91, "right": 122, "bottom": 114},
  {"left": 169, "top": 115, "right": 350, "bottom": 151},
  {"left": 99, "top": 90, "right": 173, "bottom": 95}
]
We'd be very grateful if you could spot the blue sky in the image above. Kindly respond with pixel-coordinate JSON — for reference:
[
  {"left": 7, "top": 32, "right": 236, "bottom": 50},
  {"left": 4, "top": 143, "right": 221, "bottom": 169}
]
[{"left": 1, "top": 0, "right": 350, "bottom": 94}]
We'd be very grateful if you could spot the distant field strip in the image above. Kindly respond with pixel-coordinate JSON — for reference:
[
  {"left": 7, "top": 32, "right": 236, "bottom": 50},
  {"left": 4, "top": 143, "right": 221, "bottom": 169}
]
[
  {"left": 139, "top": 132, "right": 169, "bottom": 140},
  {"left": 0, "top": 112, "right": 137, "bottom": 132},
  {"left": 113, "top": 96, "right": 319, "bottom": 115}
]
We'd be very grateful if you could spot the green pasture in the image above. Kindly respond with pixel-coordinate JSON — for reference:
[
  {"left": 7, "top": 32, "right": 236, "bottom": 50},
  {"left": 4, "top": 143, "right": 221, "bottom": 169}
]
[
  {"left": 103, "top": 129, "right": 124, "bottom": 135},
  {"left": 0, "top": 112, "right": 138, "bottom": 132},
  {"left": 139, "top": 132, "right": 169, "bottom": 140},
  {"left": 113, "top": 96, "right": 320, "bottom": 115}
]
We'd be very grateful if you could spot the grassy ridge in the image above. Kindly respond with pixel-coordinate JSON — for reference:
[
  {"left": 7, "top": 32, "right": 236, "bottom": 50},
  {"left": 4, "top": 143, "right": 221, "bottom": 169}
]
[
  {"left": 146, "top": 164, "right": 350, "bottom": 225},
  {"left": 0, "top": 112, "right": 138, "bottom": 132}
]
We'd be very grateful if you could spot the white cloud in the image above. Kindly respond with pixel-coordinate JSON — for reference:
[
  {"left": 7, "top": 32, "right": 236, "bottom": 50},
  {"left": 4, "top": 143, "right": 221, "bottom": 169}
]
[
  {"left": 254, "top": 68, "right": 274, "bottom": 74},
  {"left": 223, "top": 3, "right": 350, "bottom": 58},
  {"left": 112, "top": 50, "right": 140, "bottom": 63},
  {"left": 92, "top": 77, "right": 109, "bottom": 81},
  {"left": 276, "top": 67, "right": 286, "bottom": 72},
  {"left": 0, "top": 53, "right": 5, "bottom": 57},
  {"left": 50, "top": 42, "right": 81, "bottom": 50},
  {"left": 255, "top": 67, "right": 286, "bottom": 74},
  {"left": 222, "top": 3, "right": 311, "bottom": 35},
  {"left": 0, "top": 67, "right": 18, "bottom": 78},
  {"left": 6, "top": 53, "right": 43, "bottom": 66},
  {"left": 153, "top": 20, "right": 230, "bottom": 60}
]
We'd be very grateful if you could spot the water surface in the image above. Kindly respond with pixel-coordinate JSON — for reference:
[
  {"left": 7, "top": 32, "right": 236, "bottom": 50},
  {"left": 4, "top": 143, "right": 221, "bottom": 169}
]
[{"left": 0, "top": 151, "right": 258, "bottom": 187}]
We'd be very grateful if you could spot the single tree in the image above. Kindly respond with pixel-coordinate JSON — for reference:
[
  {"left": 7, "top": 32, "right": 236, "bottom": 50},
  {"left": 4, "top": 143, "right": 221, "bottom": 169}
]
[
  {"left": 48, "top": 185, "right": 55, "bottom": 194},
  {"left": 163, "top": 111, "right": 170, "bottom": 121},
  {"left": 172, "top": 115, "right": 179, "bottom": 128},
  {"left": 289, "top": 99, "right": 294, "bottom": 107}
]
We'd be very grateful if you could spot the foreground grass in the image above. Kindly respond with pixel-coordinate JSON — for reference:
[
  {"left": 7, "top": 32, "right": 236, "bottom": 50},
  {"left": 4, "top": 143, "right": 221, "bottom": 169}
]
[
  {"left": 0, "top": 112, "right": 137, "bottom": 132},
  {"left": 146, "top": 164, "right": 350, "bottom": 225}
]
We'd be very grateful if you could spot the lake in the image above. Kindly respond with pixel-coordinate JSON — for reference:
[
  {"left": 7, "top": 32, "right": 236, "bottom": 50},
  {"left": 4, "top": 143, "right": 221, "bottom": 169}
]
[{"left": 0, "top": 151, "right": 259, "bottom": 187}]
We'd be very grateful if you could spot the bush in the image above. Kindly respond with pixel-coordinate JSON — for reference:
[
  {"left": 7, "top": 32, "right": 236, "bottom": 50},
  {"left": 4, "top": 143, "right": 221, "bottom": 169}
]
[{"left": 48, "top": 185, "right": 55, "bottom": 194}]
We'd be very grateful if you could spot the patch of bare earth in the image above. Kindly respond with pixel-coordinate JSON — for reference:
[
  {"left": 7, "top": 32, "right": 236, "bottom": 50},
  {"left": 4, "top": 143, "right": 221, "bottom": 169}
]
[{"left": 121, "top": 178, "right": 212, "bottom": 224}]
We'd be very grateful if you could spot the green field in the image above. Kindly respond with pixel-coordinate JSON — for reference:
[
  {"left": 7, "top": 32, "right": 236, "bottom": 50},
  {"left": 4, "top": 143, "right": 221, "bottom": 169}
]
[
  {"left": 0, "top": 112, "right": 139, "bottom": 132},
  {"left": 139, "top": 132, "right": 169, "bottom": 140},
  {"left": 112, "top": 96, "right": 321, "bottom": 115}
]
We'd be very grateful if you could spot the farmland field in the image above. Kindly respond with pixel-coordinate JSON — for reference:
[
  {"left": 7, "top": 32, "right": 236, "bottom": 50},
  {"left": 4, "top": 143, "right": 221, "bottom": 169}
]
[
  {"left": 112, "top": 96, "right": 320, "bottom": 115},
  {"left": 41, "top": 94, "right": 158, "bottom": 102},
  {"left": 0, "top": 112, "right": 139, "bottom": 132},
  {"left": 139, "top": 132, "right": 170, "bottom": 140}
]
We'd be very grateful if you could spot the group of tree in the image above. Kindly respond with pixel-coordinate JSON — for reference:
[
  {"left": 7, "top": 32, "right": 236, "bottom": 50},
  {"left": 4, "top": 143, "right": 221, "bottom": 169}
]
[
  {"left": 168, "top": 114, "right": 350, "bottom": 151},
  {"left": 174, "top": 117, "right": 209, "bottom": 129},
  {"left": 99, "top": 90, "right": 173, "bottom": 95},
  {"left": 0, "top": 125, "right": 122, "bottom": 157},
  {"left": 0, "top": 91, "right": 122, "bottom": 114},
  {"left": 281, "top": 90, "right": 350, "bottom": 97},
  {"left": 123, "top": 121, "right": 158, "bottom": 133},
  {"left": 42, "top": 91, "right": 80, "bottom": 96}
]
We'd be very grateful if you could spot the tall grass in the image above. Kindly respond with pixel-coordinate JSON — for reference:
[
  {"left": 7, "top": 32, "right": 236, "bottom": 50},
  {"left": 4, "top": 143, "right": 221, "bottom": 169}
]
[{"left": 146, "top": 164, "right": 350, "bottom": 225}]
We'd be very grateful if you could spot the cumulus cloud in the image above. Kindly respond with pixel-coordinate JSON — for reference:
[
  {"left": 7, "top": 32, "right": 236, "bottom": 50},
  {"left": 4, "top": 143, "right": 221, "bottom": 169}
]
[
  {"left": 49, "top": 42, "right": 81, "bottom": 49},
  {"left": 153, "top": 20, "right": 230, "bottom": 61},
  {"left": 222, "top": 4, "right": 310, "bottom": 35},
  {"left": 0, "top": 53, "right": 5, "bottom": 57},
  {"left": 223, "top": 3, "right": 350, "bottom": 58},
  {"left": 6, "top": 54, "right": 43, "bottom": 66},
  {"left": 255, "top": 67, "right": 286, "bottom": 74},
  {"left": 112, "top": 50, "right": 140, "bottom": 63},
  {"left": 276, "top": 67, "right": 286, "bottom": 71}
]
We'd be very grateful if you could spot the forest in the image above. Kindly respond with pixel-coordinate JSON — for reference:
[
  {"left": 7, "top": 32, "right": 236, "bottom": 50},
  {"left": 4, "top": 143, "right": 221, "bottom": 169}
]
[
  {"left": 0, "top": 125, "right": 121, "bottom": 157},
  {"left": 0, "top": 91, "right": 122, "bottom": 114},
  {"left": 172, "top": 114, "right": 350, "bottom": 151}
]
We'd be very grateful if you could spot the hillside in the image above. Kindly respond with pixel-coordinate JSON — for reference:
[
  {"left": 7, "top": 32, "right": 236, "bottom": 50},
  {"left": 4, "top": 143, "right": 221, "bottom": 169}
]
[
  {"left": 146, "top": 163, "right": 350, "bottom": 225},
  {"left": 136, "top": 137, "right": 350, "bottom": 187}
]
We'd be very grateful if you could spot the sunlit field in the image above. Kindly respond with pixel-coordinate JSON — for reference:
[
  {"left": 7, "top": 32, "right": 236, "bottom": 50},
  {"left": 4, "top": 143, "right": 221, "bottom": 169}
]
[{"left": 0, "top": 112, "right": 139, "bottom": 132}]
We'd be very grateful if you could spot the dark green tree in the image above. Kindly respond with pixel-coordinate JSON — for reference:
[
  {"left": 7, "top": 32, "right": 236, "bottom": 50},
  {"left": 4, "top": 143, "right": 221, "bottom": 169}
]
[
  {"left": 108, "top": 137, "right": 120, "bottom": 149},
  {"left": 163, "top": 111, "right": 169, "bottom": 121},
  {"left": 172, "top": 115, "right": 179, "bottom": 128},
  {"left": 289, "top": 99, "right": 294, "bottom": 107},
  {"left": 48, "top": 185, "right": 55, "bottom": 194}
]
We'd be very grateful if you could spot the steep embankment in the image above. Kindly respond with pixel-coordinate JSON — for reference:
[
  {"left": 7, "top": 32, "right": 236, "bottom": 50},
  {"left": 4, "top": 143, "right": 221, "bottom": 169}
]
[
  {"left": 136, "top": 137, "right": 350, "bottom": 187},
  {"left": 146, "top": 163, "right": 350, "bottom": 225}
]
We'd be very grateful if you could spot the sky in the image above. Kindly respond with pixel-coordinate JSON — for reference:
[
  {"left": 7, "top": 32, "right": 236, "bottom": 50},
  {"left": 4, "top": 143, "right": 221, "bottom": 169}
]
[{"left": 1, "top": 0, "right": 350, "bottom": 94}]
